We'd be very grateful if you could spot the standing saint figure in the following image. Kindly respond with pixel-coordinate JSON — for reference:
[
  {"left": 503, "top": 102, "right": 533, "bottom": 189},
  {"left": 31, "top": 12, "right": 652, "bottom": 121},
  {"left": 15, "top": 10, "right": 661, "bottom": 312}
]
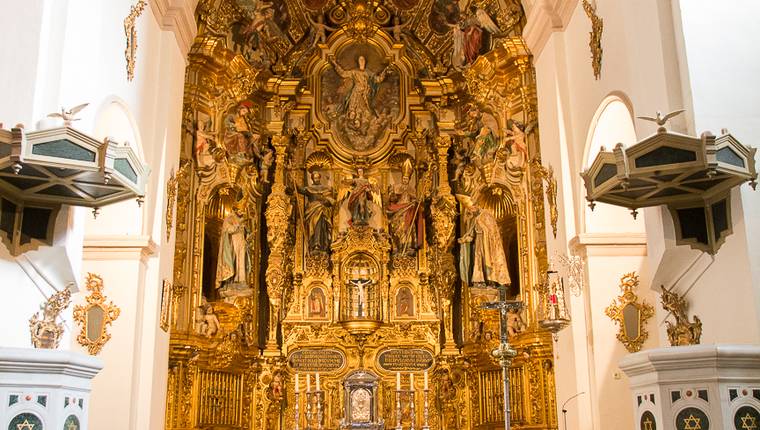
[
  {"left": 339, "top": 165, "right": 383, "bottom": 231},
  {"left": 386, "top": 158, "right": 424, "bottom": 256},
  {"left": 216, "top": 207, "right": 249, "bottom": 290},
  {"left": 296, "top": 171, "right": 336, "bottom": 253},
  {"left": 456, "top": 194, "right": 511, "bottom": 288}
]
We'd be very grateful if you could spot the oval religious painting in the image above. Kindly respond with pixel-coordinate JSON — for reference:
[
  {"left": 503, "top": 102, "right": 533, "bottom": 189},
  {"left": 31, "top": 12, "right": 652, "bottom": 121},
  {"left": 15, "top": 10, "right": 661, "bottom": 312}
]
[{"left": 319, "top": 44, "right": 401, "bottom": 158}]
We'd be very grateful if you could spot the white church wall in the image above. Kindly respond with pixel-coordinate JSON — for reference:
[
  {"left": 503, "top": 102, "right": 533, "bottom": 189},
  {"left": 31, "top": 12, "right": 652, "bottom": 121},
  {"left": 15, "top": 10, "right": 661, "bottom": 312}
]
[
  {"left": 531, "top": 1, "right": 683, "bottom": 428},
  {"left": 664, "top": 0, "right": 760, "bottom": 343},
  {"left": 0, "top": 1, "right": 186, "bottom": 429}
]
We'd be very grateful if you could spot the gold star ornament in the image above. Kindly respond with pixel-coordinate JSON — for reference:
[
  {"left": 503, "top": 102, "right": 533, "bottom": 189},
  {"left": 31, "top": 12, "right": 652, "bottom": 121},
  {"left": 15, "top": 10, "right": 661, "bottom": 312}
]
[
  {"left": 741, "top": 412, "right": 758, "bottom": 430},
  {"left": 683, "top": 414, "right": 702, "bottom": 430},
  {"left": 16, "top": 420, "right": 35, "bottom": 430}
]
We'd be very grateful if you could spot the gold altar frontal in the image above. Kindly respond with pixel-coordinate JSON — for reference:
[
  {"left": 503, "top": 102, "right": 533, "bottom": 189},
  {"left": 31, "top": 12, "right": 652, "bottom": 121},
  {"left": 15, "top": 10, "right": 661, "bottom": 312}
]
[{"left": 165, "top": 1, "right": 558, "bottom": 429}]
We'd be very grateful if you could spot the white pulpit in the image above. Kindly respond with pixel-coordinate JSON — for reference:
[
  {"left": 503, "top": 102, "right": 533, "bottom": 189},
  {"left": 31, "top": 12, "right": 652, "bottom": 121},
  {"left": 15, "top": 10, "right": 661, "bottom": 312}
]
[
  {"left": 0, "top": 348, "right": 103, "bottom": 430},
  {"left": 620, "top": 345, "right": 760, "bottom": 430}
]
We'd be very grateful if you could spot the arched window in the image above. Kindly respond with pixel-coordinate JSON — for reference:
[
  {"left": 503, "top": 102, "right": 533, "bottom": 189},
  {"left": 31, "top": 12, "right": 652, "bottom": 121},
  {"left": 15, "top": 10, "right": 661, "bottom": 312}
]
[
  {"left": 85, "top": 99, "right": 145, "bottom": 235},
  {"left": 583, "top": 96, "right": 645, "bottom": 233}
]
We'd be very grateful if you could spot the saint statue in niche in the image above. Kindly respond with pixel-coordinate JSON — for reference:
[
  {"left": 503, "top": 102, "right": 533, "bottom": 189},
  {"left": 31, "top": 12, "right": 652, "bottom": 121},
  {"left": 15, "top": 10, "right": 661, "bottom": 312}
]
[
  {"left": 396, "top": 287, "right": 414, "bottom": 317},
  {"left": 456, "top": 194, "right": 511, "bottom": 288},
  {"left": 308, "top": 287, "right": 326, "bottom": 318},
  {"left": 338, "top": 165, "right": 383, "bottom": 232},
  {"left": 386, "top": 158, "right": 425, "bottom": 256},
  {"left": 216, "top": 207, "right": 249, "bottom": 291},
  {"left": 296, "top": 171, "right": 336, "bottom": 253}
]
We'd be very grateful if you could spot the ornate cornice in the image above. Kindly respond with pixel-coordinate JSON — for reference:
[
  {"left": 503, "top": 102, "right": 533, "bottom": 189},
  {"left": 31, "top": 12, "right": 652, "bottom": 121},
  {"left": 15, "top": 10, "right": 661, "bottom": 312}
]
[
  {"left": 569, "top": 232, "right": 647, "bottom": 257},
  {"left": 149, "top": 0, "right": 198, "bottom": 60},
  {"left": 83, "top": 235, "right": 158, "bottom": 262},
  {"left": 522, "top": 0, "right": 579, "bottom": 57}
]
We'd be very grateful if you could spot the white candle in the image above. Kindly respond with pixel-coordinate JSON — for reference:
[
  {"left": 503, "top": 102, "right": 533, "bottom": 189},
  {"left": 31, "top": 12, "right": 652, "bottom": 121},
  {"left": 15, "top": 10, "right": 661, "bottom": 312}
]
[
  {"left": 307, "top": 374, "right": 311, "bottom": 392},
  {"left": 424, "top": 370, "right": 428, "bottom": 391},
  {"left": 316, "top": 373, "right": 321, "bottom": 391},
  {"left": 295, "top": 373, "right": 300, "bottom": 393},
  {"left": 396, "top": 372, "right": 401, "bottom": 391},
  {"left": 409, "top": 373, "right": 414, "bottom": 391}
]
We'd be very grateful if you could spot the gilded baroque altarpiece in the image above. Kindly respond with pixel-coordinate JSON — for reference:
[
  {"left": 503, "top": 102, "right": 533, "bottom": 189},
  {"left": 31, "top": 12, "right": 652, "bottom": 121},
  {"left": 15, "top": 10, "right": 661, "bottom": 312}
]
[{"left": 166, "top": 0, "right": 558, "bottom": 428}]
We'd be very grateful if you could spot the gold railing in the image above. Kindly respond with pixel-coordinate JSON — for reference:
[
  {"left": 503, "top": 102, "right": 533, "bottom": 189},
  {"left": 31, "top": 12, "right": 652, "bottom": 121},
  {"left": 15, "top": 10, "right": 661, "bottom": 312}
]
[
  {"left": 198, "top": 370, "right": 244, "bottom": 427},
  {"left": 478, "top": 366, "right": 526, "bottom": 426}
]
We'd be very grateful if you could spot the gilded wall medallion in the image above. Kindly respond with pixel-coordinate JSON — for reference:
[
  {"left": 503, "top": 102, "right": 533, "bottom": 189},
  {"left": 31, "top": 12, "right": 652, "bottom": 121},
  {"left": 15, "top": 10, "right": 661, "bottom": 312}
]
[
  {"left": 605, "top": 272, "right": 654, "bottom": 353},
  {"left": 73, "top": 273, "right": 121, "bottom": 355}
]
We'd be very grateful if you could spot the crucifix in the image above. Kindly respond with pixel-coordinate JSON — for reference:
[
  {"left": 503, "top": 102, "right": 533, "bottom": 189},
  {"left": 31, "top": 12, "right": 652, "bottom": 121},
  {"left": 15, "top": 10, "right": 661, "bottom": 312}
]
[
  {"left": 482, "top": 285, "right": 523, "bottom": 430},
  {"left": 349, "top": 278, "right": 372, "bottom": 318}
]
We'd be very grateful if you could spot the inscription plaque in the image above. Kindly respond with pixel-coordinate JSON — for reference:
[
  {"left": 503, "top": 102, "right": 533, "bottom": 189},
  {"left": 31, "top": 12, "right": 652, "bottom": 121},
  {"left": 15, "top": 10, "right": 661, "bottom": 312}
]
[
  {"left": 288, "top": 349, "right": 345, "bottom": 372},
  {"left": 377, "top": 348, "right": 434, "bottom": 371}
]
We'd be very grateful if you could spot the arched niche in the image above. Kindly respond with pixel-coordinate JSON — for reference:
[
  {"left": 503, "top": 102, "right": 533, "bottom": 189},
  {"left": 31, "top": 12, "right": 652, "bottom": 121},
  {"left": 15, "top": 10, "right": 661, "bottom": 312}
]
[
  {"left": 582, "top": 95, "right": 646, "bottom": 234},
  {"left": 85, "top": 98, "right": 145, "bottom": 236},
  {"left": 201, "top": 186, "right": 241, "bottom": 302}
]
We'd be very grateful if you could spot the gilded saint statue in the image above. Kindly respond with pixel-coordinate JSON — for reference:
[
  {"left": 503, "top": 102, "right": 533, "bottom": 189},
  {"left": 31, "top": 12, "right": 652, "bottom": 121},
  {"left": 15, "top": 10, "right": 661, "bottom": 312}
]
[
  {"left": 386, "top": 159, "right": 424, "bottom": 256},
  {"left": 296, "top": 171, "right": 336, "bottom": 253},
  {"left": 338, "top": 165, "right": 383, "bottom": 232},
  {"left": 456, "top": 194, "right": 511, "bottom": 288},
  {"left": 216, "top": 207, "right": 249, "bottom": 291}
]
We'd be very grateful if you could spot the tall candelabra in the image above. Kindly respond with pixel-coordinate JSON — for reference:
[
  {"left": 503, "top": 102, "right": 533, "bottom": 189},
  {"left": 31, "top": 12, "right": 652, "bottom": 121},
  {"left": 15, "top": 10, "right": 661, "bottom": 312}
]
[
  {"left": 482, "top": 285, "right": 523, "bottom": 430},
  {"left": 306, "top": 390, "right": 324, "bottom": 430},
  {"left": 295, "top": 389, "right": 301, "bottom": 430},
  {"left": 409, "top": 390, "right": 416, "bottom": 430},
  {"left": 395, "top": 389, "right": 403, "bottom": 430},
  {"left": 421, "top": 388, "right": 430, "bottom": 430}
]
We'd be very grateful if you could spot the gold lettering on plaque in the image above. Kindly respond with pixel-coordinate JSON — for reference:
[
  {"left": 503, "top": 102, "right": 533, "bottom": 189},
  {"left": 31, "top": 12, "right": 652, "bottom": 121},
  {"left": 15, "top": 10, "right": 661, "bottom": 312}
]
[
  {"left": 288, "top": 349, "right": 345, "bottom": 372},
  {"left": 377, "top": 348, "right": 434, "bottom": 372}
]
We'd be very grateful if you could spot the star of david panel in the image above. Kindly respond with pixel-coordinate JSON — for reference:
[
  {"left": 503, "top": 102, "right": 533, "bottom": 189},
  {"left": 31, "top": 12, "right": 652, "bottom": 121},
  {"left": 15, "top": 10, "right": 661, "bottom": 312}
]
[
  {"left": 640, "top": 410, "right": 657, "bottom": 430},
  {"left": 735, "top": 406, "right": 760, "bottom": 430},
  {"left": 7, "top": 413, "right": 43, "bottom": 430},
  {"left": 676, "top": 407, "right": 710, "bottom": 430}
]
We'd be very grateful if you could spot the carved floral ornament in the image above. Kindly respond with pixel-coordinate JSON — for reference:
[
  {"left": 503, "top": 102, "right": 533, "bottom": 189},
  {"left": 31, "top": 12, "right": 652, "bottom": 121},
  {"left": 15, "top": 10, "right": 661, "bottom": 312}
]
[
  {"left": 73, "top": 273, "right": 121, "bottom": 355},
  {"left": 605, "top": 272, "right": 654, "bottom": 353},
  {"left": 124, "top": 0, "right": 147, "bottom": 81},
  {"left": 582, "top": 0, "right": 603, "bottom": 80}
]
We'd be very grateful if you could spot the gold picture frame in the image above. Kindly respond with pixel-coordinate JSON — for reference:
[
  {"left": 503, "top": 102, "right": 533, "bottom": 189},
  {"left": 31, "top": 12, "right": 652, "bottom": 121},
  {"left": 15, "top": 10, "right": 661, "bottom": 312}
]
[
  {"left": 605, "top": 272, "right": 654, "bottom": 353},
  {"left": 73, "top": 273, "right": 121, "bottom": 355},
  {"left": 160, "top": 279, "right": 173, "bottom": 332}
]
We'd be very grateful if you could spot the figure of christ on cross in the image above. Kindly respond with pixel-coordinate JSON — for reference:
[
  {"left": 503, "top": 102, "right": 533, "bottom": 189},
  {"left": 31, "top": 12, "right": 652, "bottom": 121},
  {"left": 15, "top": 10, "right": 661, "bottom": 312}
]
[{"left": 349, "top": 278, "right": 373, "bottom": 318}]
